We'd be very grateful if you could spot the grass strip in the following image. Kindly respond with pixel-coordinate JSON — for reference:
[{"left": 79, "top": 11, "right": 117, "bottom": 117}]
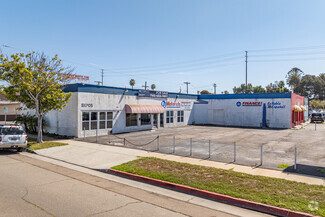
[
  {"left": 112, "top": 157, "right": 324, "bottom": 216},
  {"left": 27, "top": 138, "right": 68, "bottom": 151}
]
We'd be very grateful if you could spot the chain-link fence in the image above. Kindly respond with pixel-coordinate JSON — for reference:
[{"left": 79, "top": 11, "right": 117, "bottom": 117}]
[{"left": 76, "top": 132, "right": 325, "bottom": 175}]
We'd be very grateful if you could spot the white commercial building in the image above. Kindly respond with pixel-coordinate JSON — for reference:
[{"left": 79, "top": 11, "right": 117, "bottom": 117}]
[
  {"left": 41, "top": 84, "right": 306, "bottom": 137},
  {"left": 44, "top": 83, "right": 197, "bottom": 137}
]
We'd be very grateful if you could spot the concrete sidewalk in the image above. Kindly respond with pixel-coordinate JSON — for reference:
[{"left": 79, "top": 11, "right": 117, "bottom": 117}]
[
  {"left": 22, "top": 152, "right": 271, "bottom": 217},
  {"left": 36, "top": 139, "right": 325, "bottom": 186}
]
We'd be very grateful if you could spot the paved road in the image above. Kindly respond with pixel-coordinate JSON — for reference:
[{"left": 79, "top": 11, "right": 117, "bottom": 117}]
[{"left": 0, "top": 152, "right": 271, "bottom": 217}]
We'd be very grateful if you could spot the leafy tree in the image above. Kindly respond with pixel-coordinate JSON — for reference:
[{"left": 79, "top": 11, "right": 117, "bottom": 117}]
[
  {"left": 0, "top": 52, "right": 73, "bottom": 143},
  {"left": 253, "top": 85, "right": 266, "bottom": 93},
  {"left": 224, "top": 90, "right": 229, "bottom": 94},
  {"left": 310, "top": 100, "right": 325, "bottom": 109},
  {"left": 151, "top": 84, "right": 156, "bottom": 90},
  {"left": 286, "top": 67, "right": 304, "bottom": 93},
  {"left": 129, "top": 79, "right": 135, "bottom": 89},
  {"left": 278, "top": 80, "right": 285, "bottom": 89},
  {"left": 233, "top": 83, "right": 253, "bottom": 93},
  {"left": 200, "top": 90, "right": 211, "bottom": 95}
]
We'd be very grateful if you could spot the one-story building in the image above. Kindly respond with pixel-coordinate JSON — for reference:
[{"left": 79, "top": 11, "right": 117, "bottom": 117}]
[
  {"left": 193, "top": 92, "right": 306, "bottom": 129},
  {"left": 38, "top": 83, "right": 307, "bottom": 137}
]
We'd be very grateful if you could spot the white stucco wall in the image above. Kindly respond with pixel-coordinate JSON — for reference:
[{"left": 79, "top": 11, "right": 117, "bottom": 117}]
[
  {"left": 44, "top": 94, "right": 78, "bottom": 136},
  {"left": 74, "top": 92, "right": 196, "bottom": 137},
  {"left": 193, "top": 98, "right": 291, "bottom": 128}
]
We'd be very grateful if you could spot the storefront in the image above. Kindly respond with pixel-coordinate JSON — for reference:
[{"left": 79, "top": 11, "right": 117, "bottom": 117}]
[
  {"left": 39, "top": 83, "right": 307, "bottom": 137},
  {"left": 195, "top": 92, "right": 307, "bottom": 129},
  {"left": 43, "top": 83, "right": 197, "bottom": 137}
]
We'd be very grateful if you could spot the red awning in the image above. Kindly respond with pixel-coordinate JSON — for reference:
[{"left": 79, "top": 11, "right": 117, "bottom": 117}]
[{"left": 125, "top": 104, "right": 165, "bottom": 114}]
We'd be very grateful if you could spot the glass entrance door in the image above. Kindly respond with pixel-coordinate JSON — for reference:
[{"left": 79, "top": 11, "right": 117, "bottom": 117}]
[
  {"left": 153, "top": 114, "right": 158, "bottom": 128},
  {"left": 160, "top": 113, "right": 164, "bottom": 128}
]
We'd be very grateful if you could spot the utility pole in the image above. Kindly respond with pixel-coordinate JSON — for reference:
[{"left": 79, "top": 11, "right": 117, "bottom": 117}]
[
  {"left": 184, "top": 82, "right": 190, "bottom": 94},
  {"left": 213, "top": 83, "right": 217, "bottom": 94},
  {"left": 142, "top": 81, "right": 149, "bottom": 90},
  {"left": 101, "top": 69, "right": 104, "bottom": 86},
  {"left": 245, "top": 51, "right": 248, "bottom": 93}
]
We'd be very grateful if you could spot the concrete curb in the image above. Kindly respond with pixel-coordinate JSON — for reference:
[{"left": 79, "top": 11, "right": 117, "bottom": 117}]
[
  {"left": 24, "top": 148, "right": 36, "bottom": 154},
  {"left": 107, "top": 168, "right": 315, "bottom": 217}
]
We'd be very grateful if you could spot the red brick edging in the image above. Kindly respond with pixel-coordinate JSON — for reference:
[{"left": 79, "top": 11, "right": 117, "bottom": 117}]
[{"left": 107, "top": 168, "right": 315, "bottom": 217}]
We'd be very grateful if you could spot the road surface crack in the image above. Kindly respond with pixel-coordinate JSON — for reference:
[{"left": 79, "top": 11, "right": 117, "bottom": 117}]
[
  {"left": 21, "top": 188, "right": 56, "bottom": 217},
  {"left": 86, "top": 201, "right": 141, "bottom": 217}
]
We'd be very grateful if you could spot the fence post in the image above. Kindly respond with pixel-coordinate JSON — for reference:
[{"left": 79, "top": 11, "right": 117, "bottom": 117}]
[
  {"left": 294, "top": 146, "right": 297, "bottom": 171},
  {"left": 260, "top": 144, "right": 263, "bottom": 166},
  {"left": 96, "top": 128, "right": 98, "bottom": 142},
  {"left": 157, "top": 136, "right": 160, "bottom": 152},
  {"left": 208, "top": 140, "right": 211, "bottom": 159},
  {"left": 173, "top": 136, "right": 175, "bottom": 154},
  {"left": 234, "top": 142, "right": 236, "bottom": 162},
  {"left": 315, "top": 122, "right": 316, "bottom": 131},
  {"left": 190, "top": 138, "right": 192, "bottom": 156}
]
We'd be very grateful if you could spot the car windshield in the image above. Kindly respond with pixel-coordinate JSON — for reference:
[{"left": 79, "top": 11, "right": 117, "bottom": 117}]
[
  {"left": 312, "top": 113, "right": 322, "bottom": 117},
  {"left": 0, "top": 127, "right": 25, "bottom": 135}
]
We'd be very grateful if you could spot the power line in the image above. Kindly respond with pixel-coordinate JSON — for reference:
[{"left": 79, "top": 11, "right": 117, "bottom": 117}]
[
  {"left": 107, "top": 51, "right": 243, "bottom": 70},
  {"left": 250, "top": 50, "right": 325, "bottom": 58},
  {"left": 103, "top": 61, "right": 243, "bottom": 77},
  {"left": 250, "top": 57, "right": 325, "bottom": 63},
  {"left": 107, "top": 55, "right": 244, "bottom": 73},
  {"left": 248, "top": 44, "right": 325, "bottom": 53}
]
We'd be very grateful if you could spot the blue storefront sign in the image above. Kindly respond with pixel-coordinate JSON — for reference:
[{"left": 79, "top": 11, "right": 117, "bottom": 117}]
[{"left": 267, "top": 102, "right": 285, "bottom": 109}]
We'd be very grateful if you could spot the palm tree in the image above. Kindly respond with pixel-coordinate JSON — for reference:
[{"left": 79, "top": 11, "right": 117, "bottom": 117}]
[
  {"left": 129, "top": 79, "right": 135, "bottom": 89},
  {"left": 151, "top": 84, "right": 156, "bottom": 90},
  {"left": 286, "top": 67, "right": 304, "bottom": 93}
]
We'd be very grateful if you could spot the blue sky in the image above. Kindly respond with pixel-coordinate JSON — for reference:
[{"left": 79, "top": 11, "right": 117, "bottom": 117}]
[{"left": 1, "top": 0, "right": 325, "bottom": 94}]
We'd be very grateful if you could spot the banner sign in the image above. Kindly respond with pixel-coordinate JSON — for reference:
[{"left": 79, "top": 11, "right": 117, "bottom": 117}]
[
  {"left": 161, "top": 101, "right": 181, "bottom": 108},
  {"left": 181, "top": 102, "right": 191, "bottom": 108},
  {"left": 62, "top": 74, "right": 90, "bottom": 82},
  {"left": 138, "top": 90, "right": 168, "bottom": 98},
  {"left": 242, "top": 101, "right": 262, "bottom": 106},
  {"left": 267, "top": 102, "right": 285, "bottom": 109},
  {"left": 236, "top": 101, "right": 262, "bottom": 107}
]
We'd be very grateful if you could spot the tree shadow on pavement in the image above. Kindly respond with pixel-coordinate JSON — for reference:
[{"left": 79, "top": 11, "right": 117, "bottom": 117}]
[{"left": 284, "top": 164, "right": 325, "bottom": 178}]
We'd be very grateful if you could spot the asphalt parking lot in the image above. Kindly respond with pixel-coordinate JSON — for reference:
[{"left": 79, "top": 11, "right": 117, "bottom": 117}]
[{"left": 81, "top": 123, "right": 325, "bottom": 172}]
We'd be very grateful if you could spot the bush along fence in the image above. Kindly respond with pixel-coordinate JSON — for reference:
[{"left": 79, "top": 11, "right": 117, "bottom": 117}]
[{"left": 78, "top": 130, "right": 323, "bottom": 174}]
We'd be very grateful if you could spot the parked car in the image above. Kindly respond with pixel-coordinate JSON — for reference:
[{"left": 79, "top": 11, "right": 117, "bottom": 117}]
[
  {"left": 0, "top": 125, "right": 27, "bottom": 152},
  {"left": 311, "top": 113, "right": 324, "bottom": 123}
]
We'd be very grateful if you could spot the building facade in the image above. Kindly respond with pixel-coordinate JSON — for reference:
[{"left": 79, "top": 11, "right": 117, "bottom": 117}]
[
  {"left": 44, "top": 84, "right": 197, "bottom": 137},
  {"left": 39, "top": 84, "right": 307, "bottom": 137}
]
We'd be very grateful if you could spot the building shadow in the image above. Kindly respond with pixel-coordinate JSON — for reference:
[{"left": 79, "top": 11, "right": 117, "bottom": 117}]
[{"left": 283, "top": 164, "right": 325, "bottom": 178}]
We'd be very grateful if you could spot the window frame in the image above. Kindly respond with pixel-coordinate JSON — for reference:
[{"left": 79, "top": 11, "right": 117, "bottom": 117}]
[
  {"left": 177, "top": 110, "right": 184, "bottom": 123},
  {"left": 166, "top": 110, "right": 174, "bottom": 124},
  {"left": 126, "top": 113, "right": 138, "bottom": 127},
  {"left": 140, "top": 113, "right": 151, "bottom": 125},
  {"left": 82, "top": 111, "right": 114, "bottom": 131}
]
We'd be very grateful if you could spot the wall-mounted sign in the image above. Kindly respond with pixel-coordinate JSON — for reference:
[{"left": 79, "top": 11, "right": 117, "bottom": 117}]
[
  {"left": 81, "top": 103, "right": 93, "bottom": 108},
  {"left": 138, "top": 90, "right": 168, "bottom": 98},
  {"left": 181, "top": 102, "right": 191, "bottom": 108},
  {"left": 161, "top": 100, "right": 181, "bottom": 108},
  {"left": 267, "top": 102, "right": 285, "bottom": 109},
  {"left": 236, "top": 101, "right": 262, "bottom": 106},
  {"left": 62, "top": 74, "right": 90, "bottom": 82}
]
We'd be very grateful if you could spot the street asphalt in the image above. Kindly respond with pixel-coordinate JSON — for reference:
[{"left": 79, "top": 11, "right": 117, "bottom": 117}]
[{"left": 0, "top": 151, "right": 272, "bottom": 217}]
